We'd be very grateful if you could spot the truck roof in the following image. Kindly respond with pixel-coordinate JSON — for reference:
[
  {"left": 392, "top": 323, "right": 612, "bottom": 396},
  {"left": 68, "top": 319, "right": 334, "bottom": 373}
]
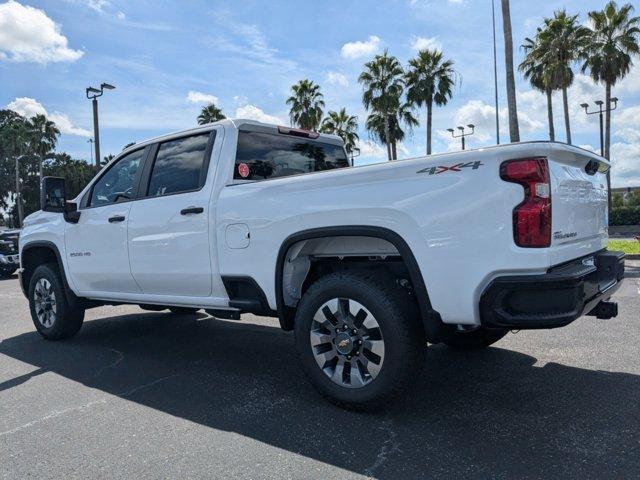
[{"left": 119, "top": 118, "right": 343, "bottom": 157}]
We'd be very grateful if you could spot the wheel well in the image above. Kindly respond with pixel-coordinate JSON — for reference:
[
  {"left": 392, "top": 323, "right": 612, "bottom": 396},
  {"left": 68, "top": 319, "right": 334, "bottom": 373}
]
[
  {"left": 20, "top": 243, "right": 86, "bottom": 308},
  {"left": 21, "top": 245, "right": 58, "bottom": 294},
  {"left": 275, "top": 227, "right": 454, "bottom": 342}
]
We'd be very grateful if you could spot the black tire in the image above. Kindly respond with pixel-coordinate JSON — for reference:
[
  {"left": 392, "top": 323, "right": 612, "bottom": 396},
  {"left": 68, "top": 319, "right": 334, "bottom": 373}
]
[
  {"left": 443, "top": 327, "right": 508, "bottom": 350},
  {"left": 0, "top": 268, "right": 17, "bottom": 278},
  {"left": 294, "top": 271, "right": 424, "bottom": 411},
  {"left": 168, "top": 307, "right": 199, "bottom": 315},
  {"left": 28, "top": 263, "right": 84, "bottom": 340}
]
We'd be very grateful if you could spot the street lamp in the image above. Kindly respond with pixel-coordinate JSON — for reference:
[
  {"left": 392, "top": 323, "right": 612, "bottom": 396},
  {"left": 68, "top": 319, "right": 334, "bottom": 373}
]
[
  {"left": 86, "top": 82, "right": 115, "bottom": 167},
  {"left": 580, "top": 98, "right": 618, "bottom": 157},
  {"left": 446, "top": 124, "right": 475, "bottom": 150},
  {"left": 581, "top": 97, "right": 619, "bottom": 221}
]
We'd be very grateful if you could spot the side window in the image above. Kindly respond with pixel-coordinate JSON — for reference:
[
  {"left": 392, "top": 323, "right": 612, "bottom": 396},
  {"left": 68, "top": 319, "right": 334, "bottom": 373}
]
[
  {"left": 234, "top": 131, "right": 349, "bottom": 181},
  {"left": 147, "top": 132, "right": 211, "bottom": 197},
  {"left": 89, "top": 148, "right": 145, "bottom": 207}
]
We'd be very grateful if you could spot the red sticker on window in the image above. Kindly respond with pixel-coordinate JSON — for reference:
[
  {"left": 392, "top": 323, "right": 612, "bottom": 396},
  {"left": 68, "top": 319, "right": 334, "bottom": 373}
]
[{"left": 238, "top": 163, "right": 250, "bottom": 178}]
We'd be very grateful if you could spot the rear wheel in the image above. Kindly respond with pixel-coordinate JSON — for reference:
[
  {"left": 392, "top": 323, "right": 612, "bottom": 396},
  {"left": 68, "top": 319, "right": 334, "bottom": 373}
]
[
  {"left": 28, "top": 263, "right": 84, "bottom": 340},
  {"left": 443, "top": 326, "right": 508, "bottom": 350},
  {"left": 294, "top": 271, "right": 424, "bottom": 411}
]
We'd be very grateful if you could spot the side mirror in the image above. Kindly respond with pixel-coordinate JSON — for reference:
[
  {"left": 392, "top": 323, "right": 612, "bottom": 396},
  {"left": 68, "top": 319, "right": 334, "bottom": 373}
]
[
  {"left": 41, "top": 177, "right": 66, "bottom": 213},
  {"left": 41, "top": 176, "right": 81, "bottom": 223}
]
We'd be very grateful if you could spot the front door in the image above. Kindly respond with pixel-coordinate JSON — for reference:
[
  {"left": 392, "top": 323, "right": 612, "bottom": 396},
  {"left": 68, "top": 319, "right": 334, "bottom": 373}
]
[
  {"left": 127, "top": 131, "right": 217, "bottom": 297},
  {"left": 65, "top": 147, "right": 146, "bottom": 294}
]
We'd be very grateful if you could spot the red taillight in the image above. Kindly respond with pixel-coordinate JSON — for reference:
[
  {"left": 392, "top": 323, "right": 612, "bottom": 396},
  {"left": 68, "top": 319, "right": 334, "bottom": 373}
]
[{"left": 500, "top": 157, "right": 551, "bottom": 248}]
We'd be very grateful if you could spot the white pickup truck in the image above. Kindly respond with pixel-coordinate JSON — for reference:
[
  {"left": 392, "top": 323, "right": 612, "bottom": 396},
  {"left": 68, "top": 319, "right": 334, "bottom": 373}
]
[{"left": 19, "top": 119, "right": 625, "bottom": 409}]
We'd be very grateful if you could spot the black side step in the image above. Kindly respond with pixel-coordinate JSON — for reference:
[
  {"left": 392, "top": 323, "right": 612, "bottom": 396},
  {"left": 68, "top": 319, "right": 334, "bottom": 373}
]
[{"left": 205, "top": 309, "right": 241, "bottom": 320}]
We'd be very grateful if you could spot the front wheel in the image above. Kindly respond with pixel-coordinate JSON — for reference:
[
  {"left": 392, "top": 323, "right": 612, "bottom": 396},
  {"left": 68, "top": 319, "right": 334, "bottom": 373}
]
[
  {"left": 443, "top": 326, "right": 508, "bottom": 350},
  {"left": 28, "top": 263, "right": 84, "bottom": 340},
  {"left": 294, "top": 271, "right": 424, "bottom": 411}
]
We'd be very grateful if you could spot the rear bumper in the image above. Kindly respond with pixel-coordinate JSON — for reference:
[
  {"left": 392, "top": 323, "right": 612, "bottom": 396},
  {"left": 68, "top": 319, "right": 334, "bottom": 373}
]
[{"left": 480, "top": 250, "right": 625, "bottom": 329}]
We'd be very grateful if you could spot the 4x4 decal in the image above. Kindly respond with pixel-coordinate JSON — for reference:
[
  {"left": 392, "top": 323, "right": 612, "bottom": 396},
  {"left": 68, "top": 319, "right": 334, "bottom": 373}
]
[{"left": 417, "top": 161, "right": 483, "bottom": 175}]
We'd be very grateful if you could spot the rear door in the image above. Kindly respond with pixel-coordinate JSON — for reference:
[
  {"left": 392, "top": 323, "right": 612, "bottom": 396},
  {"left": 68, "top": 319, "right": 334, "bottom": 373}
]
[
  {"left": 127, "top": 130, "right": 219, "bottom": 297},
  {"left": 548, "top": 148, "right": 609, "bottom": 264}
]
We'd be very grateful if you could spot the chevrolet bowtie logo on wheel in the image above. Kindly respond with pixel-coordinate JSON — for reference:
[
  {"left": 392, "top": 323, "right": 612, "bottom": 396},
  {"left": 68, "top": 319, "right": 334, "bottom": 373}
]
[
  {"left": 417, "top": 161, "right": 483, "bottom": 175},
  {"left": 338, "top": 339, "right": 350, "bottom": 349}
]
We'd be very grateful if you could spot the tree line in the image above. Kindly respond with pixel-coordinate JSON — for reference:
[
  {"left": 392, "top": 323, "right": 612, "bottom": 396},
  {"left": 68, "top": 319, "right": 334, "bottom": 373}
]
[{"left": 0, "top": 109, "right": 100, "bottom": 228}]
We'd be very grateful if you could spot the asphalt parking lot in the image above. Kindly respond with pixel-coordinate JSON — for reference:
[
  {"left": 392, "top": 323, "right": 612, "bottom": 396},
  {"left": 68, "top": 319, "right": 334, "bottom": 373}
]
[{"left": 1, "top": 263, "right": 639, "bottom": 479}]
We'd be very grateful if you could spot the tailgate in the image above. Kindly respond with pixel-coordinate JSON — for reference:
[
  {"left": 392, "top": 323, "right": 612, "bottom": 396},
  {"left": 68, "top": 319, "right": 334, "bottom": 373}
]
[{"left": 548, "top": 147, "right": 609, "bottom": 264}]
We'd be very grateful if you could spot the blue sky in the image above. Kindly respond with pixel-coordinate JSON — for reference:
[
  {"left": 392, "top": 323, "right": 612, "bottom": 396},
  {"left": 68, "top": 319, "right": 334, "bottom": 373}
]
[{"left": 1, "top": 0, "right": 639, "bottom": 186}]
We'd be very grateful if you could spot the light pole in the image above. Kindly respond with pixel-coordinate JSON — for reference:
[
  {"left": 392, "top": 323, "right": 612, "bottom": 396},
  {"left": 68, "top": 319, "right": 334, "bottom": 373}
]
[
  {"left": 86, "top": 83, "right": 115, "bottom": 167},
  {"left": 491, "top": 0, "right": 500, "bottom": 145},
  {"left": 580, "top": 97, "right": 618, "bottom": 221},
  {"left": 447, "top": 124, "right": 475, "bottom": 150}
]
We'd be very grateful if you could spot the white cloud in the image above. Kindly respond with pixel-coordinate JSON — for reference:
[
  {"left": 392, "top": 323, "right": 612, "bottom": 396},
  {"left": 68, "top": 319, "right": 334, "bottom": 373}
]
[
  {"left": 235, "top": 104, "right": 283, "bottom": 124},
  {"left": 341, "top": 35, "right": 380, "bottom": 59},
  {"left": 186, "top": 91, "right": 219, "bottom": 105},
  {"left": 611, "top": 140, "right": 640, "bottom": 187},
  {"left": 6, "top": 97, "right": 92, "bottom": 137},
  {"left": 454, "top": 99, "right": 543, "bottom": 140},
  {"left": 0, "top": 1, "right": 84, "bottom": 64},
  {"left": 85, "top": 0, "right": 110, "bottom": 12},
  {"left": 358, "top": 140, "right": 387, "bottom": 158},
  {"left": 327, "top": 71, "right": 349, "bottom": 87},
  {"left": 116, "top": 10, "right": 125, "bottom": 20},
  {"left": 410, "top": 36, "right": 442, "bottom": 51}
]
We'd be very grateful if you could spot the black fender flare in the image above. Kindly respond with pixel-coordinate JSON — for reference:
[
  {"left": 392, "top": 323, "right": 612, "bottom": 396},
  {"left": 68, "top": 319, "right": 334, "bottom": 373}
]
[{"left": 274, "top": 226, "right": 453, "bottom": 342}]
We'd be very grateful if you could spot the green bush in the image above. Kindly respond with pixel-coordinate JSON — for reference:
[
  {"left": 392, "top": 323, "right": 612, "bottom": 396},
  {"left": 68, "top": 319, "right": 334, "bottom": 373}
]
[{"left": 610, "top": 206, "right": 640, "bottom": 226}]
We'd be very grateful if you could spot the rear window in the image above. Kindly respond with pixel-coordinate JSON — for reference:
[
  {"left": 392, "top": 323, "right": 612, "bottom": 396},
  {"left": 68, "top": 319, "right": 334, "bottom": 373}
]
[
  {"left": 147, "top": 132, "right": 211, "bottom": 197},
  {"left": 234, "top": 131, "right": 349, "bottom": 181}
]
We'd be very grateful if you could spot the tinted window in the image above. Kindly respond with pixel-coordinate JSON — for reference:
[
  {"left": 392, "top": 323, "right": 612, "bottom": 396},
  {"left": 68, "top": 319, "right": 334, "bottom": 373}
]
[
  {"left": 147, "top": 133, "right": 211, "bottom": 197},
  {"left": 89, "top": 149, "right": 144, "bottom": 207},
  {"left": 234, "top": 131, "right": 349, "bottom": 181}
]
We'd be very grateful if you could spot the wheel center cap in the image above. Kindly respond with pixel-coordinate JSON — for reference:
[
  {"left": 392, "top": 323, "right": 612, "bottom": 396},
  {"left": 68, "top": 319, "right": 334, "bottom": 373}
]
[{"left": 335, "top": 332, "right": 355, "bottom": 354}]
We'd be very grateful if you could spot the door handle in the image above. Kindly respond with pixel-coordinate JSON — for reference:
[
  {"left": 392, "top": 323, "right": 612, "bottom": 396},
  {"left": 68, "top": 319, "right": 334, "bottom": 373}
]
[
  {"left": 181, "top": 207, "right": 204, "bottom": 215},
  {"left": 108, "top": 215, "right": 126, "bottom": 223}
]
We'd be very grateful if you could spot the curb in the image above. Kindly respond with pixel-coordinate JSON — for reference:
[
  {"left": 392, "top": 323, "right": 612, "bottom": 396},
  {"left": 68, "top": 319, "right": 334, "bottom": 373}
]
[{"left": 624, "top": 254, "right": 640, "bottom": 260}]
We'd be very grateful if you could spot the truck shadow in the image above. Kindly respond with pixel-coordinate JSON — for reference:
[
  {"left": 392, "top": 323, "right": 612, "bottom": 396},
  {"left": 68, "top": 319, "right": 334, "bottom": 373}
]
[{"left": 1, "top": 311, "right": 639, "bottom": 478}]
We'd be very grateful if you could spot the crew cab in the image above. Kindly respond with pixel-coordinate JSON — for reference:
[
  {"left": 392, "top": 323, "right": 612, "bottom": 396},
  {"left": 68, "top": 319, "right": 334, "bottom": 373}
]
[{"left": 18, "top": 119, "right": 625, "bottom": 409}]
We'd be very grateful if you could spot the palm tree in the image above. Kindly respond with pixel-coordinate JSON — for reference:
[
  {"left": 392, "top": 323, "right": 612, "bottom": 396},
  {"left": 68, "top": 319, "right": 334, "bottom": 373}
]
[
  {"left": 501, "top": 0, "right": 520, "bottom": 142},
  {"left": 286, "top": 79, "right": 325, "bottom": 131},
  {"left": 520, "top": 35, "right": 557, "bottom": 141},
  {"left": 197, "top": 103, "right": 226, "bottom": 125},
  {"left": 405, "top": 49, "right": 456, "bottom": 155},
  {"left": 320, "top": 108, "right": 359, "bottom": 156},
  {"left": 28, "top": 114, "right": 60, "bottom": 182},
  {"left": 359, "top": 51, "right": 404, "bottom": 160},
  {"left": 582, "top": 1, "right": 640, "bottom": 160},
  {"left": 365, "top": 102, "right": 418, "bottom": 160},
  {"left": 537, "top": 11, "right": 590, "bottom": 145}
]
